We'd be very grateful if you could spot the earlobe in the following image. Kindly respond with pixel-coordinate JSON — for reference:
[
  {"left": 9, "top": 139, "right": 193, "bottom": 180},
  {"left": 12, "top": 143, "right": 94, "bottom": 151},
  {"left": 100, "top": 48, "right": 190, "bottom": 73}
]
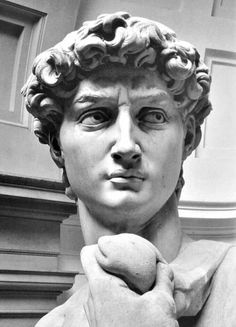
[
  {"left": 49, "top": 134, "right": 78, "bottom": 201},
  {"left": 49, "top": 134, "right": 65, "bottom": 168},
  {"left": 62, "top": 168, "right": 78, "bottom": 201},
  {"left": 183, "top": 115, "right": 196, "bottom": 160}
]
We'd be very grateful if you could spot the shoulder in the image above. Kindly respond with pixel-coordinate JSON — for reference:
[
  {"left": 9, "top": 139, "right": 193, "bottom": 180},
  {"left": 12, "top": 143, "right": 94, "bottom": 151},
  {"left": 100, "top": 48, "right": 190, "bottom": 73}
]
[
  {"left": 35, "top": 304, "right": 66, "bottom": 327},
  {"left": 212, "top": 245, "right": 236, "bottom": 296},
  {"left": 214, "top": 245, "right": 236, "bottom": 283},
  {"left": 218, "top": 245, "right": 236, "bottom": 266},
  {"left": 35, "top": 283, "right": 89, "bottom": 327},
  {"left": 195, "top": 244, "right": 236, "bottom": 327}
]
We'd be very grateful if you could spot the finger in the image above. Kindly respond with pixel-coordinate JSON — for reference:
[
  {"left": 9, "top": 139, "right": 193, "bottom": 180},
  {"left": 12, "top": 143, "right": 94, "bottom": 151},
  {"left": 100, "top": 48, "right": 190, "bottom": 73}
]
[
  {"left": 153, "top": 262, "right": 174, "bottom": 297},
  {"left": 81, "top": 245, "right": 127, "bottom": 291},
  {"left": 138, "top": 237, "right": 167, "bottom": 264},
  {"left": 81, "top": 245, "right": 107, "bottom": 283},
  {"left": 83, "top": 302, "right": 91, "bottom": 327},
  {"left": 152, "top": 246, "right": 167, "bottom": 264},
  {"left": 83, "top": 292, "right": 94, "bottom": 327}
]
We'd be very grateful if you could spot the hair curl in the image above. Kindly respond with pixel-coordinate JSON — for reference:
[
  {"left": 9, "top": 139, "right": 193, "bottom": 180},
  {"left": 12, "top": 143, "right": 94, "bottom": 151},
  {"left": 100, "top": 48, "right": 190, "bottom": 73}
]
[{"left": 21, "top": 12, "right": 212, "bottom": 197}]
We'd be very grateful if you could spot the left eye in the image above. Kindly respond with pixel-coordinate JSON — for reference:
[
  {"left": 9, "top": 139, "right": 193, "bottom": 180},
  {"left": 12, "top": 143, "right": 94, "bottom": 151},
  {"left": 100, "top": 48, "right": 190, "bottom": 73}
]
[
  {"left": 138, "top": 109, "right": 167, "bottom": 124},
  {"left": 78, "top": 109, "right": 110, "bottom": 126}
]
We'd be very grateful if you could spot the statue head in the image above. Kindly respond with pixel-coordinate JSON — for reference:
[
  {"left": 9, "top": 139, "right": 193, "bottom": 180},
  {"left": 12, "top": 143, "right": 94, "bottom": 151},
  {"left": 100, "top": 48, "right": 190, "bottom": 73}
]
[{"left": 21, "top": 12, "right": 211, "bottom": 209}]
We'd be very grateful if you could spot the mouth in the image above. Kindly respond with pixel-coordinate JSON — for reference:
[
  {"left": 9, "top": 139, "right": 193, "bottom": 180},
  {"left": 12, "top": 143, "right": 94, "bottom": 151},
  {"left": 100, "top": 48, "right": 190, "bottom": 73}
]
[
  {"left": 108, "top": 170, "right": 145, "bottom": 181},
  {"left": 107, "top": 171, "right": 146, "bottom": 191}
]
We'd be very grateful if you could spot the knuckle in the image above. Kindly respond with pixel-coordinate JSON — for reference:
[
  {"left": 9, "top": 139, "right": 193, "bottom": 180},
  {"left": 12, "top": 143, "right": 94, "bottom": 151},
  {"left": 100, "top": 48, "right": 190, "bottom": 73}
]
[
  {"left": 158, "top": 262, "right": 174, "bottom": 280},
  {"left": 81, "top": 244, "right": 95, "bottom": 256},
  {"left": 158, "top": 290, "right": 177, "bottom": 313},
  {"left": 80, "top": 245, "right": 91, "bottom": 261}
]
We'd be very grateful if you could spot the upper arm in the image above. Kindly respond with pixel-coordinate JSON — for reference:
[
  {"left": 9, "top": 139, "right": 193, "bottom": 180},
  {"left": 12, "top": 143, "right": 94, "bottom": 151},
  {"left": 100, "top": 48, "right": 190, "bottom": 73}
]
[
  {"left": 35, "top": 304, "right": 66, "bottom": 327},
  {"left": 195, "top": 246, "right": 236, "bottom": 327},
  {"left": 35, "top": 284, "right": 89, "bottom": 327}
]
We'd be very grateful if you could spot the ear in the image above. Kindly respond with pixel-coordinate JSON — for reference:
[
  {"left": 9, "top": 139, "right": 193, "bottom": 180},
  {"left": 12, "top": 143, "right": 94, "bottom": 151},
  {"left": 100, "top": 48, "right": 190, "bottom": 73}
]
[
  {"left": 48, "top": 134, "right": 65, "bottom": 168},
  {"left": 48, "top": 134, "right": 78, "bottom": 201},
  {"left": 183, "top": 115, "right": 196, "bottom": 160}
]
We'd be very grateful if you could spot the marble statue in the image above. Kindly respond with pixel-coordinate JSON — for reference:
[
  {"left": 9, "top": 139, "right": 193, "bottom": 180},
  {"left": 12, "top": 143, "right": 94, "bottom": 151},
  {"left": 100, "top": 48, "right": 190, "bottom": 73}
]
[{"left": 21, "top": 12, "right": 236, "bottom": 327}]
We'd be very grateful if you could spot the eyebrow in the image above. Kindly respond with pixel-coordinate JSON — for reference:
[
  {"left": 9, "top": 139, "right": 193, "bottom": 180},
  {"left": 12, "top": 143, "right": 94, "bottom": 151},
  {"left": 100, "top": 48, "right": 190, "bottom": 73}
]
[
  {"left": 73, "top": 90, "right": 170, "bottom": 105},
  {"left": 72, "top": 94, "right": 112, "bottom": 105},
  {"left": 131, "top": 91, "right": 169, "bottom": 102}
]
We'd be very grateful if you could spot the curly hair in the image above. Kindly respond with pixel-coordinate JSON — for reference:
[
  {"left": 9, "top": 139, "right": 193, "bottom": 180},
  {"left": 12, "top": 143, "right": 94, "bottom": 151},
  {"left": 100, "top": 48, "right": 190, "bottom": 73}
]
[{"left": 21, "top": 12, "right": 212, "bottom": 197}]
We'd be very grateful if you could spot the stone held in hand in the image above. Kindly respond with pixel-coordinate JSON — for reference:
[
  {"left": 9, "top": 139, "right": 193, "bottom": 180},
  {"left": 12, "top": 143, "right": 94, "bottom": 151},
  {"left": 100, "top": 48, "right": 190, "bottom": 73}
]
[{"left": 95, "top": 233, "right": 160, "bottom": 294}]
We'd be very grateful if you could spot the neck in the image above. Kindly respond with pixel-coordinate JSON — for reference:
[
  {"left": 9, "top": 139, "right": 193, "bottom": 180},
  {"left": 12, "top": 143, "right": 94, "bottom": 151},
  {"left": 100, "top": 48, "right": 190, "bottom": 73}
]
[{"left": 78, "top": 193, "right": 183, "bottom": 262}]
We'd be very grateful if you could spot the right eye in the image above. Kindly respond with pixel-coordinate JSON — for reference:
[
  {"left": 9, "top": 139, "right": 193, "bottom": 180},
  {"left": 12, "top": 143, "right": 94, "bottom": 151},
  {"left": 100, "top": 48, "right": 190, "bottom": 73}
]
[
  {"left": 137, "top": 107, "right": 168, "bottom": 128},
  {"left": 78, "top": 109, "right": 110, "bottom": 127}
]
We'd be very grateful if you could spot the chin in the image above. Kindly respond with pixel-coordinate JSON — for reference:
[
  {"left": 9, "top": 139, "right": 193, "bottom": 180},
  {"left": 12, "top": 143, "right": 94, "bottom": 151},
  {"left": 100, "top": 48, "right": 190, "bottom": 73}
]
[
  {"left": 103, "top": 190, "right": 145, "bottom": 208},
  {"left": 101, "top": 192, "right": 162, "bottom": 221}
]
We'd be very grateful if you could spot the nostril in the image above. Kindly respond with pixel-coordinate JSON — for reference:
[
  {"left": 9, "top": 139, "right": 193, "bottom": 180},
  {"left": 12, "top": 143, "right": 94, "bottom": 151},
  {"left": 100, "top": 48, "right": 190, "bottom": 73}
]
[
  {"left": 111, "top": 152, "right": 141, "bottom": 163},
  {"left": 132, "top": 154, "right": 141, "bottom": 160},
  {"left": 112, "top": 153, "right": 122, "bottom": 161}
]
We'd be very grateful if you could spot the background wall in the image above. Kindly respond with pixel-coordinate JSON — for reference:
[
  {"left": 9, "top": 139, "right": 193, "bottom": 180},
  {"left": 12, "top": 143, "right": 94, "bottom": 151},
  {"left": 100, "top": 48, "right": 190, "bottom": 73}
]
[
  {"left": 0, "top": 1, "right": 81, "bottom": 326},
  {"left": 0, "top": 0, "right": 235, "bottom": 326}
]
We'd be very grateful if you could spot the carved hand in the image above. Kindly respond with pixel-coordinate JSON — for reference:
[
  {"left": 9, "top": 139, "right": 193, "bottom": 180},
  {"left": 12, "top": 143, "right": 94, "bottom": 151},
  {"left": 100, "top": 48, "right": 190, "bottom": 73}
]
[
  {"left": 81, "top": 243, "right": 179, "bottom": 327},
  {"left": 95, "top": 233, "right": 165, "bottom": 294}
]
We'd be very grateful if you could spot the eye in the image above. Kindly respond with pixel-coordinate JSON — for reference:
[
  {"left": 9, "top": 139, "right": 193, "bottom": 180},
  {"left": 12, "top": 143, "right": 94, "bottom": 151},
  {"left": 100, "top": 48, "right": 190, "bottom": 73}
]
[
  {"left": 78, "top": 109, "right": 110, "bottom": 126},
  {"left": 138, "top": 108, "right": 167, "bottom": 125}
]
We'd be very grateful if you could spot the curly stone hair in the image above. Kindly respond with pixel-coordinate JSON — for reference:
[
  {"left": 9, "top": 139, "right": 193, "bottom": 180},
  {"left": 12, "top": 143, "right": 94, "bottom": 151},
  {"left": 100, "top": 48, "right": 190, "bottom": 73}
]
[{"left": 21, "top": 12, "right": 212, "bottom": 198}]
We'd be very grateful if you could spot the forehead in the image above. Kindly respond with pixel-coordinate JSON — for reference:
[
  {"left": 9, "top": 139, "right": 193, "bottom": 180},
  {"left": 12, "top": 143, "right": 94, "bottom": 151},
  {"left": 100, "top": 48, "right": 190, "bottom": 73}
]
[{"left": 74, "top": 64, "right": 171, "bottom": 100}]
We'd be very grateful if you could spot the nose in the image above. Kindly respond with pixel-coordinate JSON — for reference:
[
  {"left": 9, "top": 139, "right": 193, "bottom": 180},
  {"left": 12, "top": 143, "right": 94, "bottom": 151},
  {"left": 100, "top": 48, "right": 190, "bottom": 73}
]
[{"left": 111, "top": 110, "right": 141, "bottom": 167}]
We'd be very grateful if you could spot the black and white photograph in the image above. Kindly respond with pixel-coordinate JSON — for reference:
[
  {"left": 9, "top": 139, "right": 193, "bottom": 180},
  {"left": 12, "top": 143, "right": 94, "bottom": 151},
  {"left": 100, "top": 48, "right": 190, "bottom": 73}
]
[{"left": 0, "top": 1, "right": 235, "bottom": 326}]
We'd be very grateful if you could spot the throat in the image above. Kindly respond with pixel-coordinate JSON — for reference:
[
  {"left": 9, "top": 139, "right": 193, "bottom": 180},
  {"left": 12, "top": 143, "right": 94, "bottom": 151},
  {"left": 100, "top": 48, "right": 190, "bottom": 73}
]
[
  {"left": 77, "top": 193, "right": 183, "bottom": 262},
  {"left": 139, "top": 207, "right": 183, "bottom": 262}
]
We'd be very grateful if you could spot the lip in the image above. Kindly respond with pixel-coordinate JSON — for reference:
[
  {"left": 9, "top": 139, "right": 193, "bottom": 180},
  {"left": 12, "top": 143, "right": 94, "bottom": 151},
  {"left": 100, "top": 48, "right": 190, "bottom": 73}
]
[{"left": 108, "top": 170, "right": 146, "bottom": 181}]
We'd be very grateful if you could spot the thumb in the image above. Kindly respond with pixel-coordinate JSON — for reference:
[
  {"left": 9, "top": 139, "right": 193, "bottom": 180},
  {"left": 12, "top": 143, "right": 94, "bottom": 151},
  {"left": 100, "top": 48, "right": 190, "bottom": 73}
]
[
  {"left": 81, "top": 245, "right": 107, "bottom": 283},
  {"left": 81, "top": 245, "right": 128, "bottom": 290},
  {"left": 153, "top": 262, "right": 174, "bottom": 298}
]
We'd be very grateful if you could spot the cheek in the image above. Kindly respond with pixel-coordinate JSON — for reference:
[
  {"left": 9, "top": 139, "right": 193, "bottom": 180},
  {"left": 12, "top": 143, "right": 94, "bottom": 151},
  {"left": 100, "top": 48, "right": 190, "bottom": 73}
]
[
  {"left": 63, "top": 144, "right": 95, "bottom": 199},
  {"left": 60, "top": 126, "right": 83, "bottom": 181},
  {"left": 166, "top": 135, "right": 183, "bottom": 165},
  {"left": 149, "top": 127, "right": 184, "bottom": 184},
  {"left": 163, "top": 131, "right": 184, "bottom": 186},
  {"left": 64, "top": 142, "right": 92, "bottom": 178},
  {"left": 61, "top": 129, "right": 104, "bottom": 184}
]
